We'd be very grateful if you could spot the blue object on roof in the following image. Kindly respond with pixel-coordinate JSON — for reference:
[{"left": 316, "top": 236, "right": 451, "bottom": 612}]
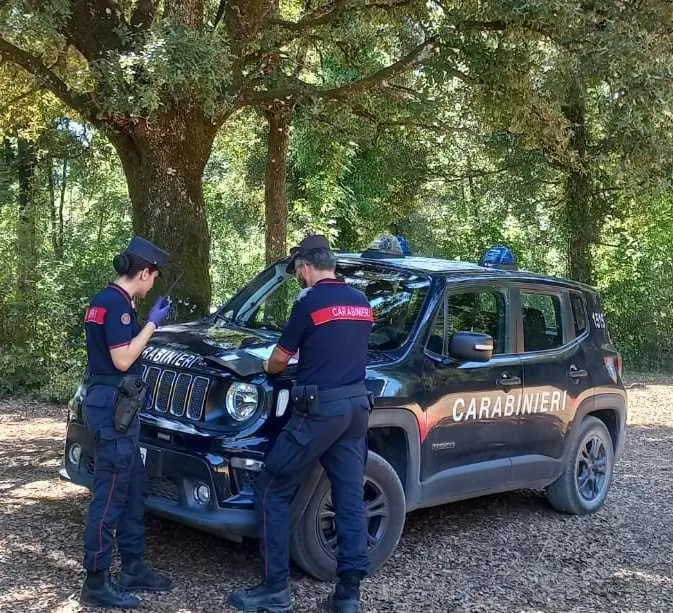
[
  {"left": 395, "top": 235, "right": 412, "bottom": 256},
  {"left": 362, "top": 234, "right": 406, "bottom": 258},
  {"left": 479, "top": 244, "right": 517, "bottom": 270}
]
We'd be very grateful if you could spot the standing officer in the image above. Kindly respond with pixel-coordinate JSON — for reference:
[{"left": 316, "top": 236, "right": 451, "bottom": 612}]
[
  {"left": 79, "top": 236, "right": 173, "bottom": 609},
  {"left": 229, "top": 235, "right": 373, "bottom": 613}
]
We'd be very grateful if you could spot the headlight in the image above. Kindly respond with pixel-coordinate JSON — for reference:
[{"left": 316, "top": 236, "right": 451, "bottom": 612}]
[{"left": 225, "top": 382, "right": 259, "bottom": 421}]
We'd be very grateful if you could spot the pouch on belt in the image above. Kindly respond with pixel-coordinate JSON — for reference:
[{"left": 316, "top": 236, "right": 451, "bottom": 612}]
[{"left": 114, "top": 375, "right": 147, "bottom": 433}]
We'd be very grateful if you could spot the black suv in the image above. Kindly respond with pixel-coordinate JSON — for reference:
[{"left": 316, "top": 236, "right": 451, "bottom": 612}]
[{"left": 61, "top": 248, "right": 626, "bottom": 580}]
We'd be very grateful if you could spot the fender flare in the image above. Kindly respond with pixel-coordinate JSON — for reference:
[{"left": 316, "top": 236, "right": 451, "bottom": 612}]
[
  {"left": 563, "top": 392, "right": 627, "bottom": 463},
  {"left": 290, "top": 407, "right": 424, "bottom": 522}
]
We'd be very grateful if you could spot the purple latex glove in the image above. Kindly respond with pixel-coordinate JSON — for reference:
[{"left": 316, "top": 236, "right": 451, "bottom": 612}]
[{"left": 148, "top": 296, "right": 172, "bottom": 327}]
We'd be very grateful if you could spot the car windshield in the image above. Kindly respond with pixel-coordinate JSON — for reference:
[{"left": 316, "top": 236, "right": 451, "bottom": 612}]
[{"left": 223, "top": 262, "right": 430, "bottom": 351}]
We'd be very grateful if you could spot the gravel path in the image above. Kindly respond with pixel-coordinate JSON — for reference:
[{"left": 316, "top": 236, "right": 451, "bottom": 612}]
[{"left": 1, "top": 374, "right": 672, "bottom": 613}]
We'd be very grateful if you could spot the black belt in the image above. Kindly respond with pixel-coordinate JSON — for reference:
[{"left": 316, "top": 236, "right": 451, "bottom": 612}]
[
  {"left": 85, "top": 374, "right": 124, "bottom": 387},
  {"left": 317, "top": 381, "right": 368, "bottom": 403}
]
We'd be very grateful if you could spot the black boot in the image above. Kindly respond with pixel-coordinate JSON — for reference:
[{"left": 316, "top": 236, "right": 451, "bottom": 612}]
[
  {"left": 228, "top": 582, "right": 292, "bottom": 612},
  {"left": 119, "top": 559, "right": 172, "bottom": 592},
  {"left": 328, "top": 570, "right": 363, "bottom": 613},
  {"left": 80, "top": 571, "right": 141, "bottom": 609}
]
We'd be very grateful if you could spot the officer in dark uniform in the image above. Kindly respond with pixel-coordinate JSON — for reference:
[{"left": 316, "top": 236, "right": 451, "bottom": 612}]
[
  {"left": 229, "top": 235, "right": 373, "bottom": 613},
  {"left": 79, "top": 236, "right": 173, "bottom": 609}
]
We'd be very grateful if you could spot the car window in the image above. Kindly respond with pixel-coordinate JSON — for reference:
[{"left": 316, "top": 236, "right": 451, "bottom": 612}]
[
  {"left": 570, "top": 291, "right": 588, "bottom": 337},
  {"left": 521, "top": 292, "right": 563, "bottom": 351},
  {"left": 426, "top": 289, "right": 507, "bottom": 356},
  {"left": 245, "top": 263, "right": 430, "bottom": 351}
]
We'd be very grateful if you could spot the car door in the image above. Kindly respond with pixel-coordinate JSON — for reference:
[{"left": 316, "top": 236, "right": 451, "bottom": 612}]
[
  {"left": 510, "top": 284, "right": 594, "bottom": 486},
  {"left": 418, "top": 282, "right": 523, "bottom": 498}
]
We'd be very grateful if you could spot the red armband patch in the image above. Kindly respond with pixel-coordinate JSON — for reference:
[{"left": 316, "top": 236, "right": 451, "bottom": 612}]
[
  {"left": 84, "top": 306, "right": 107, "bottom": 324},
  {"left": 310, "top": 305, "right": 374, "bottom": 326}
]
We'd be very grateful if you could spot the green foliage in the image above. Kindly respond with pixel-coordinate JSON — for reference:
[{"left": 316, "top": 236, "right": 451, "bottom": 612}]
[{"left": 1, "top": 0, "right": 673, "bottom": 405}]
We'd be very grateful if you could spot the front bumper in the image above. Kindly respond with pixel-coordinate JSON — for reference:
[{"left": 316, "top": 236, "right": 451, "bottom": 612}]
[{"left": 61, "top": 420, "right": 259, "bottom": 540}]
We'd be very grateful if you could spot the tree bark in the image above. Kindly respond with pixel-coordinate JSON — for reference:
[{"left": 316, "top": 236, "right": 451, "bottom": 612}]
[
  {"left": 16, "top": 138, "right": 38, "bottom": 299},
  {"left": 108, "top": 111, "right": 217, "bottom": 319},
  {"left": 264, "top": 104, "right": 293, "bottom": 265},
  {"left": 47, "top": 155, "right": 58, "bottom": 256},
  {"left": 563, "top": 78, "right": 594, "bottom": 284},
  {"left": 58, "top": 158, "right": 66, "bottom": 258}
]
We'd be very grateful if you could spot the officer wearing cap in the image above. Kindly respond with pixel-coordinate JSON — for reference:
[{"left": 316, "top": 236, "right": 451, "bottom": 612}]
[
  {"left": 229, "top": 235, "right": 373, "bottom": 613},
  {"left": 79, "top": 236, "right": 173, "bottom": 609}
]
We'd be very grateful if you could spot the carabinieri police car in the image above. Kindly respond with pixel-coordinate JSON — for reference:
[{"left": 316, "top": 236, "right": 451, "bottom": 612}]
[{"left": 61, "top": 240, "right": 626, "bottom": 580}]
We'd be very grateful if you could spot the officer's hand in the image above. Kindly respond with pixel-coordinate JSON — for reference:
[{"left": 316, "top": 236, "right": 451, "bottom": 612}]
[{"left": 148, "top": 296, "right": 172, "bottom": 328}]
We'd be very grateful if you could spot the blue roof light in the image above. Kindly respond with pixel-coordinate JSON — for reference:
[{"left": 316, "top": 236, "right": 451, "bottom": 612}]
[{"left": 480, "top": 244, "right": 517, "bottom": 270}]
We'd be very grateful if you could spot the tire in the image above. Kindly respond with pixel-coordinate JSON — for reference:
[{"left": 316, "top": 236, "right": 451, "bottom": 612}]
[
  {"left": 546, "top": 416, "right": 615, "bottom": 514},
  {"left": 290, "top": 451, "right": 406, "bottom": 581}
]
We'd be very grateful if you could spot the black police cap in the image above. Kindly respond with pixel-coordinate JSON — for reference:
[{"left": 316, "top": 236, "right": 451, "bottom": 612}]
[
  {"left": 126, "top": 235, "right": 170, "bottom": 270},
  {"left": 285, "top": 234, "right": 331, "bottom": 273}
]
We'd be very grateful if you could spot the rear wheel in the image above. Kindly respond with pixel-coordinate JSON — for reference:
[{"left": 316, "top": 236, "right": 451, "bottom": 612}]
[
  {"left": 546, "top": 416, "right": 615, "bottom": 514},
  {"left": 290, "top": 451, "right": 406, "bottom": 581}
]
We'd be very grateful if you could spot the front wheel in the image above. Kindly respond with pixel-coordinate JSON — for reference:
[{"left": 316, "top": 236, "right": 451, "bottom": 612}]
[
  {"left": 546, "top": 416, "right": 615, "bottom": 514},
  {"left": 290, "top": 451, "right": 406, "bottom": 581}
]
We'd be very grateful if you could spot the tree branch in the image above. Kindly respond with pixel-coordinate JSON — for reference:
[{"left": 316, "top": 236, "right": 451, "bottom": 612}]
[
  {"left": 0, "top": 38, "right": 96, "bottom": 122},
  {"left": 243, "top": 35, "right": 439, "bottom": 106},
  {"left": 269, "top": 0, "right": 413, "bottom": 32},
  {"left": 212, "top": 0, "right": 227, "bottom": 29},
  {"left": 66, "top": 0, "right": 128, "bottom": 61}
]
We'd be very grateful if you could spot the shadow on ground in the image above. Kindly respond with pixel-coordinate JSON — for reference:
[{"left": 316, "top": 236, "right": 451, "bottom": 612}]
[{"left": 1, "top": 395, "right": 673, "bottom": 612}]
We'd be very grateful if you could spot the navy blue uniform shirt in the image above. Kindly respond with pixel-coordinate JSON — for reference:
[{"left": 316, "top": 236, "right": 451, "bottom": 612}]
[
  {"left": 277, "top": 278, "right": 373, "bottom": 388},
  {"left": 84, "top": 283, "right": 142, "bottom": 376}
]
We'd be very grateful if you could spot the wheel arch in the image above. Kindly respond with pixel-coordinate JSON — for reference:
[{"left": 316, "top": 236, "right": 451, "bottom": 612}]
[
  {"left": 568, "top": 392, "right": 627, "bottom": 460},
  {"left": 290, "top": 407, "right": 423, "bottom": 525},
  {"left": 367, "top": 408, "right": 422, "bottom": 511}
]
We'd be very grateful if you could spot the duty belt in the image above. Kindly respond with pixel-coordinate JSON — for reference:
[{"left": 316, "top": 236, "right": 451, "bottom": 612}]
[
  {"left": 292, "top": 381, "right": 369, "bottom": 416},
  {"left": 85, "top": 374, "right": 125, "bottom": 387},
  {"left": 318, "top": 381, "right": 369, "bottom": 402}
]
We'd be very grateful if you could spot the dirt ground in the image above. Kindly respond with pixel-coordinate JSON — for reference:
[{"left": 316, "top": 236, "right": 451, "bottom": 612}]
[{"left": 0, "top": 374, "right": 672, "bottom": 613}]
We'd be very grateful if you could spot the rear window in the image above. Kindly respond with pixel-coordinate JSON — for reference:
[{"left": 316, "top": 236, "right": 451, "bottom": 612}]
[
  {"left": 520, "top": 292, "right": 563, "bottom": 352},
  {"left": 570, "top": 292, "right": 588, "bottom": 337}
]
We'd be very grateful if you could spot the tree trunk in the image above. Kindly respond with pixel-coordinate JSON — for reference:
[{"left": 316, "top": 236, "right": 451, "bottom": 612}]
[
  {"left": 108, "top": 111, "right": 217, "bottom": 320},
  {"left": 16, "top": 138, "right": 38, "bottom": 299},
  {"left": 47, "top": 155, "right": 58, "bottom": 256},
  {"left": 58, "top": 158, "right": 67, "bottom": 258},
  {"left": 264, "top": 104, "right": 293, "bottom": 265},
  {"left": 563, "top": 78, "right": 594, "bottom": 284}
]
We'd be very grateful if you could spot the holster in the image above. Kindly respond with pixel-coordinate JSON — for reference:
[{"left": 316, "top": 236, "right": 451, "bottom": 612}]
[
  {"left": 291, "top": 384, "right": 320, "bottom": 416},
  {"left": 114, "top": 374, "right": 147, "bottom": 433},
  {"left": 367, "top": 392, "right": 375, "bottom": 413}
]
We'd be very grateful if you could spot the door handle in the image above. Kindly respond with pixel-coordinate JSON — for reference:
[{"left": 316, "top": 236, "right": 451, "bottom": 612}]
[
  {"left": 497, "top": 373, "right": 521, "bottom": 387},
  {"left": 568, "top": 366, "right": 588, "bottom": 379}
]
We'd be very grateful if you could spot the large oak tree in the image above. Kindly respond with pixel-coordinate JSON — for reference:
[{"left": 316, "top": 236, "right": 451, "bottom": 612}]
[{"left": 0, "top": 0, "right": 437, "bottom": 315}]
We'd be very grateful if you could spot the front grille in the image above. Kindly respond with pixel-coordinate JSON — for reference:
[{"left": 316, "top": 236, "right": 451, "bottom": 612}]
[
  {"left": 150, "top": 476, "right": 180, "bottom": 502},
  {"left": 144, "top": 366, "right": 161, "bottom": 404},
  {"left": 170, "top": 373, "right": 191, "bottom": 417},
  {"left": 187, "top": 376, "right": 209, "bottom": 420},
  {"left": 155, "top": 370, "right": 176, "bottom": 413},
  {"left": 141, "top": 367, "right": 210, "bottom": 422}
]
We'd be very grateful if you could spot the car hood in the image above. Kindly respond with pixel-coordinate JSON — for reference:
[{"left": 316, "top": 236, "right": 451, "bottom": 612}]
[
  {"left": 141, "top": 318, "right": 396, "bottom": 380},
  {"left": 141, "top": 319, "right": 277, "bottom": 377}
]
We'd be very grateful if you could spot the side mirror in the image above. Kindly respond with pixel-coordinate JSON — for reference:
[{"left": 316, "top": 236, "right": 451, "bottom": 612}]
[{"left": 449, "top": 332, "right": 494, "bottom": 362}]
